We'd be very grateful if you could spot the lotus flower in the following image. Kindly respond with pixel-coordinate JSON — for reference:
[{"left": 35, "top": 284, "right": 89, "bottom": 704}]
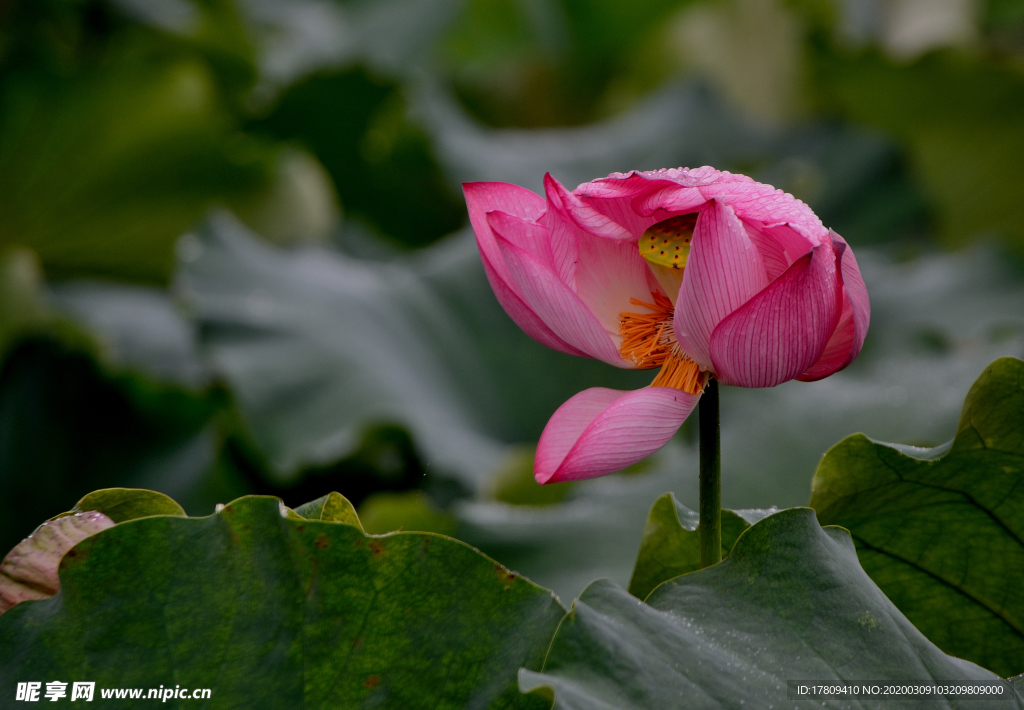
[{"left": 464, "top": 167, "right": 869, "bottom": 484}]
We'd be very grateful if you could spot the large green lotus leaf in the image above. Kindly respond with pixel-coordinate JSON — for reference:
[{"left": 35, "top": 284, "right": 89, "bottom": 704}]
[
  {"left": 0, "top": 495, "right": 563, "bottom": 709},
  {"left": 810, "top": 356, "right": 1024, "bottom": 677},
  {"left": 520, "top": 508, "right": 1022, "bottom": 709},
  {"left": 626, "top": 492, "right": 774, "bottom": 600}
]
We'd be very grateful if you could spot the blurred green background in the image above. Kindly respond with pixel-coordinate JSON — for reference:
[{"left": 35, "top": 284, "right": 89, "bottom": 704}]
[{"left": 2, "top": 0, "right": 1024, "bottom": 600}]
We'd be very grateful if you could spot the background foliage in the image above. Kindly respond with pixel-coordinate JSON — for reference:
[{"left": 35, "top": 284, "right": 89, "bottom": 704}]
[{"left": 3, "top": 0, "right": 1024, "bottom": 702}]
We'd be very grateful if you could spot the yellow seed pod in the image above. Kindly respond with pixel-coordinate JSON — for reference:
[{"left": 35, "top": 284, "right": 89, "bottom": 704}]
[{"left": 638, "top": 214, "right": 697, "bottom": 270}]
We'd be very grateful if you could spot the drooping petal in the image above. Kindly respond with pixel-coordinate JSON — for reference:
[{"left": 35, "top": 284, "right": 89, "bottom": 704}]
[
  {"left": 797, "top": 231, "right": 870, "bottom": 381},
  {"left": 535, "top": 386, "right": 701, "bottom": 483},
  {"left": 710, "top": 240, "right": 842, "bottom": 388},
  {"left": 496, "top": 235, "right": 626, "bottom": 367},
  {"left": 674, "top": 200, "right": 769, "bottom": 370},
  {"left": 465, "top": 182, "right": 583, "bottom": 356}
]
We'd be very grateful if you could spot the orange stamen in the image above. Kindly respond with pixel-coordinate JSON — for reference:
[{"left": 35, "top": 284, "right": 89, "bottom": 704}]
[
  {"left": 619, "top": 291, "right": 705, "bottom": 395},
  {"left": 651, "top": 354, "right": 704, "bottom": 394},
  {"left": 619, "top": 292, "right": 674, "bottom": 368}
]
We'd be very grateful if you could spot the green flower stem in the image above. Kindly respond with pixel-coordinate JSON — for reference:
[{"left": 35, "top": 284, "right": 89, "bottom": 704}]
[{"left": 699, "top": 377, "right": 722, "bottom": 568}]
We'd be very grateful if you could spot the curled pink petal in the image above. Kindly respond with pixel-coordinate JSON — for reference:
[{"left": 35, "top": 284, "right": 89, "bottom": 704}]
[
  {"left": 480, "top": 251, "right": 586, "bottom": 357},
  {"left": 465, "top": 182, "right": 583, "bottom": 356},
  {"left": 487, "top": 210, "right": 554, "bottom": 269},
  {"left": 675, "top": 200, "right": 769, "bottom": 370},
  {"left": 629, "top": 184, "right": 706, "bottom": 217},
  {"left": 798, "top": 231, "right": 871, "bottom": 381},
  {"left": 464, "top": 182, "right": 546, "bottom": 286},
  {"left": 496, "top": 235, "right": 626, "bottom": 367},
  {"left": 710, "top": 240, "right": 842, "bottom": 388},
  {"left": 536, "top": 387, "right": 701, "bottom": 483},
  {"left": 544, "top": 173, "right": 634, "bottom": 240},
  {"left": 575, "top": 171, "right": 709, "bottom": 238}
]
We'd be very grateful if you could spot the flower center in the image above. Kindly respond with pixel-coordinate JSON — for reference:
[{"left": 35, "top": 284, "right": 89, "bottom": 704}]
[
  {"left": 638, "top": 214, "right": 696, "bottom": 270},
  {"left": 638, "top": 214, "right": 696, "bottom": 305},
  {"left": 619, "top": 291, "right": 704, "bottom": 395}
]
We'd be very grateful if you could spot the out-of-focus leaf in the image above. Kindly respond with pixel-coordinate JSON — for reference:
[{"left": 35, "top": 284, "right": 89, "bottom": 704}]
[
  {"left": 251, "top": 67, "right": 465, "bottom": 248},
  {"left": 0, "top": 44, "right": 275, "bottom": 282},
  {"left": 456, "top": 446, "right": 699, "bottom": 601},
  {"left": 486, "top": 447, "right": 574, "bottom": 507},
  {"left": 0, "top": 511, "right": 113, "bottom": 615},
  {"left": 0, "top": 246, "right": 48, "bottom": 357},
  {"left": 811, "top": 356, "right": 1024, "bottom": 677},
  {"left": 232, "top": 146, "right": 340, "bottom": 245},
  {"left": 814, "top": 50, "right": 1024, "bottom": 252},
  {"left": 358, "top": 490, "right": 459, "bottom": 536},
  {"left": 669, "top": 0, "right": 806, "bottom": 123},
  {"left": 520, "top": 508, "right": 1021, "bottom": 709},
  {"left": 416, "top": 77, "right": 927, "bottom": 245},
  {"left": 72, "top": 488, "right": 186, "bottom": 523},
  {"left": 49, "top": 280, "right": 209, "bottom": 388},
  {"left": 0, "top": 337, "right": 221, "bottom": 553},
  {"left": 626, "top": 492, "right": 774, "bottom": 600},
  {"left": 0, "top": 494, "right": 563, "bottom": 708},
  {"left": 292, "top": 490, "right": 361, "bottom": 527}
]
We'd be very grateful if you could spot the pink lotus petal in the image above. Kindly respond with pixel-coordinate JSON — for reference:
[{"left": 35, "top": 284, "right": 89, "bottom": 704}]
[
  {"left": 744, "top": 223, "right": 790, "bottom": 281},
  {"left": 496, "top": 235, "right": 626, "bottom": 367},
  {"left": 699, "top": 178, "right": 827, "bottom": 244},
  {"left": 464, "top": 182, "right": 546, "bottom": 287},
  {"left": 574, "top": 171, "right": 683, "bottom": 199},
  {"left": 545, "top": 173, "right": 634, "bottom": 240},
  {"left": 710, "top": 240, "right": 843, "bottom": 388},
  {"left": 487, "top": 210, "right": 553, "bottom": 269},
  {"left": 630, "top": 184, "right": 707, "bottom": 217},
  {"left": 675, "top": 200, "right": 769, "bottom": 370},
  {"left": 575, "top": 232, "right": 657, "bottom": 335},
  {"left": 834, "top": 231, "right": 870, "bottom": 363},
  {"left": 797, "top": 289, "right": 855, "bottom": 382},
  {"left": 575, "top": 171, "right": 709, "bottom": 238},
  {"left": 465, "top": 182, "right": 583, "bottom": 355},
  {"left": 536, "top": 387, "right": 701, "bottom": 483},
  {"left": 798, "top": 232, "right": 871, "bottom": 381},
  {"left": 480, "top": 251, "right": 587, "bottom": 357}
]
